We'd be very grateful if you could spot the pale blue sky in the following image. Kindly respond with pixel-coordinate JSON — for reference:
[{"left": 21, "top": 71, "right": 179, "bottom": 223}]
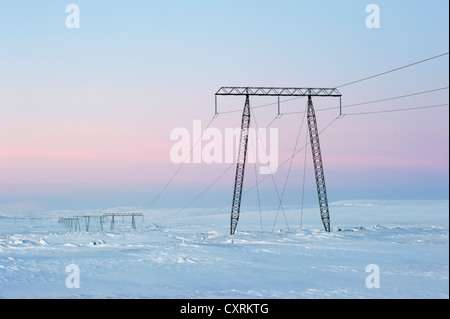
[{"left": 0, "top": 1, "right": 448, "bottom": 211}]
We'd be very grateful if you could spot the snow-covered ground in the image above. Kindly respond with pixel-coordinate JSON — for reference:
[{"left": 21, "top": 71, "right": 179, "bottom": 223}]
[{"left": 0, "top": 200, "right": 448, "bottom": 299}]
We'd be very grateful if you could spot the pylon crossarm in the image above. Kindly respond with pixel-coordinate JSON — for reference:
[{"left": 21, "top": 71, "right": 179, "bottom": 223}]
[{"left": 216, "top": 87, "right": 341, "bottom": 97}]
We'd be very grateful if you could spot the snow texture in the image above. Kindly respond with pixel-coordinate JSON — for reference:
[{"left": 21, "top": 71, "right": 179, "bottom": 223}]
[{"left": 0, "top": 200, "right": 448, "bottom": 299}]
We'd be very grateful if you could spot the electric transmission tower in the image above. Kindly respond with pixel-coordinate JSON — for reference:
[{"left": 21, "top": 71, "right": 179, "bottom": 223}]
[{"left": 215, "top": 87, "right": 341, "bottom": 235}]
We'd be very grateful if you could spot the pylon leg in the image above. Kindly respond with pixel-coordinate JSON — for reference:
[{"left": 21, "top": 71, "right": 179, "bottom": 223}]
[
  {"left": 230, "top": 95, "right": 251, "bottom": 235},
  {"left": 306, "top": 96, "right": 331, "bottom": 232}
]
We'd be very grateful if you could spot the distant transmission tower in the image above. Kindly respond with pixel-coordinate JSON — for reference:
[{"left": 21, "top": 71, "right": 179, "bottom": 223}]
[{"left": 215, "top": 87, "right": 341, "bottom": 234}]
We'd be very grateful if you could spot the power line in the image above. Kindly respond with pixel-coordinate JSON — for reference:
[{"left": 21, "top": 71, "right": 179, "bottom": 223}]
[
  {"left": 144, "top": 52, "right": 449, "bottom": 222},
  {"left": 342, "top": 87, "right": 449, "bottom": 108},
  {"left": 282, "top": 86, "right": 449, "bottom": 115},
  {"left": 216, "top": 52, "right": 449, "bottom": 115},
  {"left": 204, "top": 101, "right": 447, "bottom": 225},
  {"left": 166, "top": 115, "right": 281, "bottom": 219},
  {"left": 299, "top": 120, "right": 308, "bottom": 230},
  {"left": 343, "top": 103, "right": 449, "bottom": 116},
  {"left": 250, "top": 106, "right": 290, "bottom": 232},
  {"left": 336, "top": 52, "right": 449, "bottom": 88},
  {"left": 183, "top": 115, "right": 341, "bottom": 224},
  {"left": 251, "top": 126, "right": 264, "bottom": 233},
  {"left": 141, "top": 115, "right": 217, "bottom": 213},
  {"left": 272, "top": 102, "right": 307, "bottom": 232}
]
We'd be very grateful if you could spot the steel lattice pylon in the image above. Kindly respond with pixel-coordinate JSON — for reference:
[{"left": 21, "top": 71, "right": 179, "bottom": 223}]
[
  {"left": 217, "top": 87, "right": 340, "bottom": 234},
  {"left": 306, "top": 95, "right": 331, "bottom": 232},
  {"left": 230, "top": 94, "right": 251, "bottom": 235}
]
